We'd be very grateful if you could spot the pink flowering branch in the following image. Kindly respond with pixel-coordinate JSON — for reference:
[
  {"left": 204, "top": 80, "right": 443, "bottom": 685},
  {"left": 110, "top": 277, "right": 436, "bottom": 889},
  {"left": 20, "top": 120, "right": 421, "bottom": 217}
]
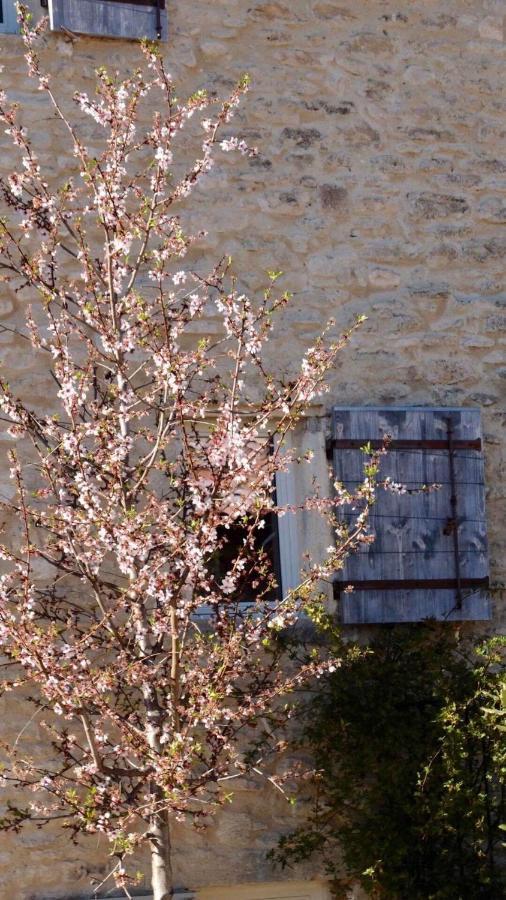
[{"left": 0, "top": 8, "right": 378, "bottom": 899}]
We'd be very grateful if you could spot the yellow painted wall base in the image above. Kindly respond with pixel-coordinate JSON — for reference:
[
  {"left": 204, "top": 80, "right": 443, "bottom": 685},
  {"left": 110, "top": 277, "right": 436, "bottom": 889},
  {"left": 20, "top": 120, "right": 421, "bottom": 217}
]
[{"left": 197, "top": 881, "right": 331, "bottom": 900}]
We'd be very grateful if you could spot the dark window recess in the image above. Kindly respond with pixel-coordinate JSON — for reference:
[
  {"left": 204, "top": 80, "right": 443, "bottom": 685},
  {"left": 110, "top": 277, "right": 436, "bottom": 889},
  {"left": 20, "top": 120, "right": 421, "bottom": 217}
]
[
  {"left": 0, "top": 2, "right": 4, "bottom": 25},
  {"left": 48, "top": 0, "right": 168, "bottom": 42},
  {"left": 330, "top": 407, "right": 490, "bottom": 624},
  {"left": 207, "top": 512, "right": 282, "bottom": 607}
]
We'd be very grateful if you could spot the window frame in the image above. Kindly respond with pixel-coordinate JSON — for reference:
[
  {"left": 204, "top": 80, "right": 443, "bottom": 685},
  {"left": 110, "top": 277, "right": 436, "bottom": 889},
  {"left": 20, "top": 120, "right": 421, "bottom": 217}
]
[{"left": 275, "top": 462, "right": 302, "bottom": 597}]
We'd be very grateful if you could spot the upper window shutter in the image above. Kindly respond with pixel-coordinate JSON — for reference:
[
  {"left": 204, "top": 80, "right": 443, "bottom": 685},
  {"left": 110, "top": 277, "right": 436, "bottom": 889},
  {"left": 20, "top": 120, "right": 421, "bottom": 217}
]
[
  {"left": 48, "top": 0, "right": 168, "bottom": 42},
  {"left": 0, "top": 0, "right": 18, "bottom": 33},
  {"left": 331, "top": 407, "right": 490, "bottom": 624}
]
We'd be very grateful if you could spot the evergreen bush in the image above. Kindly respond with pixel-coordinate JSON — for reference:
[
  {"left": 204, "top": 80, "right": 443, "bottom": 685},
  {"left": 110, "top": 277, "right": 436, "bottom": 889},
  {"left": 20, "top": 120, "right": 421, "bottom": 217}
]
[{"left": 272, "top": 625, "right": 506, "bottom": 899}]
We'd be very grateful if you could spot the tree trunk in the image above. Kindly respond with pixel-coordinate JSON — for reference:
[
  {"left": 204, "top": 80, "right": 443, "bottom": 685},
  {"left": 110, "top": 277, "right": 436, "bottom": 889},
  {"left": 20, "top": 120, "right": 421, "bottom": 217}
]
[
  {"left": 134, "top": 603, "right": 174, "bottom": 898},
  {"left": 150, "top": 806, "right": 173, "bottom": 900}
]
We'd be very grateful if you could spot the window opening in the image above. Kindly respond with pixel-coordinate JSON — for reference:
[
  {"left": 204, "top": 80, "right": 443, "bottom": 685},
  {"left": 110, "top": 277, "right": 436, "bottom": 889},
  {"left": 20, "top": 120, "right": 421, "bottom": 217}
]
[{"left": 208, "top": 510, "right": 282, "bottom": 608}]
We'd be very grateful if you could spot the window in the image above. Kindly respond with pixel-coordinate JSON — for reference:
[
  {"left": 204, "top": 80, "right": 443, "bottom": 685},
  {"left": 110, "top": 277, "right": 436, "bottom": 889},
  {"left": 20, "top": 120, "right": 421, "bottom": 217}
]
[
  {"left": 198, "top": 461, "right": 297, "bottom": 613},
  {"left": 207, "top": 509, "right": 282, "bottom": 607},
  {"left": 48, "top": 0, "right": 168, "bottom": 41},
  {"left": 0, "top": 0, "right": 18, "bottom": 33},
  {"left": 330, "top": 407, "right": 490, "bottom": 624}
]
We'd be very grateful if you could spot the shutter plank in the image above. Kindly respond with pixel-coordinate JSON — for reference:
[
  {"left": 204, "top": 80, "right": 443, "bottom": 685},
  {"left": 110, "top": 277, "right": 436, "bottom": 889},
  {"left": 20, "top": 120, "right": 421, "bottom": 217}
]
[
  {"left": 332, "top": 407, "right": 490, "bottom": 623},
  {"left": 0, "top": 0, "right": 17, "bottom": 33},
  {"left": 49, "top": 0, "right": 168, "bottom": 41}
]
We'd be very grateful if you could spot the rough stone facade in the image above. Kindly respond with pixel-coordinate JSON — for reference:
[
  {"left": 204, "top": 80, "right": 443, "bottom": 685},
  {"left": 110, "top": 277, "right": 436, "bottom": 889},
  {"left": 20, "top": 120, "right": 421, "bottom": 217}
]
[{"left": 0, "top": 1, "right": 504, "bottom": 897}]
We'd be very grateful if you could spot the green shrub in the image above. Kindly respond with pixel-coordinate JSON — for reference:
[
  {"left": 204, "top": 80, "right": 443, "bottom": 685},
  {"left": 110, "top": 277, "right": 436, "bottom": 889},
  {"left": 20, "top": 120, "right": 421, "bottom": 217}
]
[{"left": 272, "top": 626, "right": 506, "bottom": 899}]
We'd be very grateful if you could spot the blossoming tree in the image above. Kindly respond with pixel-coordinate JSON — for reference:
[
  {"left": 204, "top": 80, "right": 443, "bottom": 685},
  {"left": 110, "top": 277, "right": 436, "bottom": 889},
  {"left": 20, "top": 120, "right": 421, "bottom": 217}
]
[{"left": 0, "top": 9, "right": 375, "bottom": 899}]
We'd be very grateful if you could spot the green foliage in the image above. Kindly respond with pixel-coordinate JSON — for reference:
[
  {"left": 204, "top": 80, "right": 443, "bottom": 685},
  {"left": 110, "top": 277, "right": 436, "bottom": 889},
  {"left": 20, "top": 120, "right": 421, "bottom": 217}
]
[{"left": 272, "top": 626, "right": 506, "bottom": 899}]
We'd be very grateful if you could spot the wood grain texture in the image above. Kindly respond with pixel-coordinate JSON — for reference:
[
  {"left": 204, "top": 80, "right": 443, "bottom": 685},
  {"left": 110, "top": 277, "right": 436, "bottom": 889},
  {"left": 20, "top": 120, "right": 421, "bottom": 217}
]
[
  {"left": 332, "top": 407, "right": 490, "bottom": 624},
  {"left": 49, "top": 0, "right": 168, "bottom": 41},
  {"left": 0, "top": 0, "right": 18, "bottom": 33}
]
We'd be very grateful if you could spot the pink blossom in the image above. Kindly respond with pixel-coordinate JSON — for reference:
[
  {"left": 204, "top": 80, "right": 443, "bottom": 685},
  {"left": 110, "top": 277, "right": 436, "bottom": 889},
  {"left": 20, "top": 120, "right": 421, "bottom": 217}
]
[{"left": 0, "top": 26, "right": 375, "bottom": 894}]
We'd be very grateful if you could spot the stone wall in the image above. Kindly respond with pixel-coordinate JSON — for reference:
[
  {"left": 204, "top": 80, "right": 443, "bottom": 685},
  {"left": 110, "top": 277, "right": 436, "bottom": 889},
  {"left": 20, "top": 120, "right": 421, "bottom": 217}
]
[{"left": 0, "top": 1, "right": 504, "bottom": 897}]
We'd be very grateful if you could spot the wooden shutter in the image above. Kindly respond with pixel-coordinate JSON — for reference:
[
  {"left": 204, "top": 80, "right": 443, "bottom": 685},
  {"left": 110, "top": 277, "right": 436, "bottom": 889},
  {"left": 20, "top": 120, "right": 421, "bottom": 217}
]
[
  {"left": 331, "top": 407, "right": 490, "bottom": 624},
  {"left": 0, "top": 0, "right": 18, "bottom": 33},
  {"left": 49, "top": 0, "right": 168, "bottom": 42}
]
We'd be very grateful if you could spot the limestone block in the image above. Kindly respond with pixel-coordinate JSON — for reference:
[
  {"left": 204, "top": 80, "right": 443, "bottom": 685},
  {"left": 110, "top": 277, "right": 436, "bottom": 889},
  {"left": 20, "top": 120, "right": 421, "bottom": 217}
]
[
  {"left": 478, "top": 16, "right": 504, "bottom": 41},
  {"left": 367, "top": 268, "right": 401, "bottom": 290},
  {"left": 200, "top": 40, "right": 229, "bottom": 57},
  {"left": 319, "top": 183, "right": 348, "bottom": 210},
  {"left": 408, "top": 192, "right": 469, "bottom": 219},
  {"left": 0, "top": 304, "right": 15, "bottom": 327},
  {"left": 477, "top": 196, "right": 506, "bottom": 223}
]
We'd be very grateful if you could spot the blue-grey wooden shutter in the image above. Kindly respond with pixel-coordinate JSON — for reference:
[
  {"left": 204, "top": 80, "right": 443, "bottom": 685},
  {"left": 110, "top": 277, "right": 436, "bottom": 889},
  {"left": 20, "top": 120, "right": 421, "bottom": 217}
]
[
  {"left": 331, "top": 407, "right": 490, "bottom": 624},
  {"left": 49, "top": 0, "right": 168, "bottom": 42},
  {"left": 0, "top": 0, "right": 18, "bottom": 33}
]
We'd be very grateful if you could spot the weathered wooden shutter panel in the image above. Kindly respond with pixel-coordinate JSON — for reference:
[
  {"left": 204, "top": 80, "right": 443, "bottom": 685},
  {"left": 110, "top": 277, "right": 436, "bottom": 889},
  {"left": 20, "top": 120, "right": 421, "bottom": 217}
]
[
  {"left": 49, "top": 0, "right": 168, "bottom": 42},
  {"left": 331, "top": 407, "right": 490, "bottom": 624},
  {"left": 0, "top": 0, "right": 18, "bottom": 33}
]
